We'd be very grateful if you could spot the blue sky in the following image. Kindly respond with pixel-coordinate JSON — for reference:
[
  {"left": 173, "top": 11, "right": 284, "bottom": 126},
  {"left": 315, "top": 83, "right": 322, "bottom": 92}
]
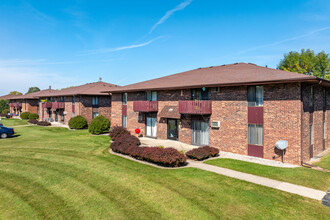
[{"left": 0, "top": 0, "right": 330, "bottom": 94}]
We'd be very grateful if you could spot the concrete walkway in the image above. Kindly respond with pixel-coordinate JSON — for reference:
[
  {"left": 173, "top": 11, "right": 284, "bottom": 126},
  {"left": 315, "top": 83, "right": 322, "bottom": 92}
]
[
  {"left": 140, "top": 137, "right": 298, "bottom": 168},
  {"left": 188, "top": 160, "right": 326, "bottom": 201}
]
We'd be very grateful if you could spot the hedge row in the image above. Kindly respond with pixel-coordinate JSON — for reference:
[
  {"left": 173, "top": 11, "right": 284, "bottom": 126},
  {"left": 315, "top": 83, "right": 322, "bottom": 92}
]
[
  {"left": 37, "top": 121, "right": 51, "bottom": 126},
  {"left": 185, "top": 146, "right": 219, "bottom": 161},
  {"left": 110, "top": 129, "right": 186, "bottom": 167},
  {"left": 28, "top": 119, "right": 38, "bottom": 124},
  {"left": 109, "top": 126, "right": 130, "bottom": 141}
]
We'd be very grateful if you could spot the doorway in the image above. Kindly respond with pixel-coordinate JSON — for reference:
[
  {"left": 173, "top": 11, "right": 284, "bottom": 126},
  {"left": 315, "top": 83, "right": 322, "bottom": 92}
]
[
  {"left": 146, "top": 116, "right": 157, "bottom": 137},
  {"left": 192, "top": 119, "right": 209, "bottom": 146},
  {"left": 167, "top": 119, "right": 178, "bottom": 140}
]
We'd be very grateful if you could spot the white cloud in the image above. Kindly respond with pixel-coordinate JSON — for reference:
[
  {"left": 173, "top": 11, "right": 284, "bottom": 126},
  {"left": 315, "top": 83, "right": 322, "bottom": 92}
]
[
  {"left": 148, "top": 0, "right": 193, "bottom": 35},
  {"left": 0, "top": 67, "right": 75, "bottom": 95},
  {"left": 236, "top": 27, "right": 330, "bottom": 55},
  {"left": 80, "top": 36, "right": 164, "bottom": 55}
]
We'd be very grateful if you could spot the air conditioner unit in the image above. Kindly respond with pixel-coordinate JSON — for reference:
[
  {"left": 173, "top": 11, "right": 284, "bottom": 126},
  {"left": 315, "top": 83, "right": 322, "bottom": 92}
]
[{"left": 211, "top": 121, "right": 220, "bottom": 128}]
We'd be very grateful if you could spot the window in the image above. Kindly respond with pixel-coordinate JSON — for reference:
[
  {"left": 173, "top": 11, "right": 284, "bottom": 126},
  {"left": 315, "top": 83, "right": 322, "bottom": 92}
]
[
  {"left": 146, "top": 91, "right": 157, "bottom": 101},
  {"left": 309, "top": 87, "right": 314, "bottom": 108},
  {"left": 92, "top": 96, "right": 99, "bottom": 106},
  {"left": 72, "top": 112, "right": 75, "bottom": 118},
  {"left": 92, "top": 112, "right": 99, "bottom": 119},
  {"left": 72, "top": 96, "right": 75, "bottom": 104},
  {"left": 122, "top": 115, "right": 127, "bottom": 128},
  {"left": 122, "top": 93, "right": 127, "bottom": 105},
  {"left": 248, "top": 124, "right": 263, "bottom": 146},
  {"left": 323, "top": 122, "right": 326, "bottom": 140},
  {"left": 323, "top": 88, "right": 326, "bottom": 110},
  {"left": 310, "top": 124, "right": 313, "bottom": 145},
  {"left": 248, "top": 86, "right": 263, "bottom": 106},
  {"left": 192, "top": 88, "right": 209, "bottom": 100},
  {"left": 60, "top": 96, "right": 64, "bottom": 102}
]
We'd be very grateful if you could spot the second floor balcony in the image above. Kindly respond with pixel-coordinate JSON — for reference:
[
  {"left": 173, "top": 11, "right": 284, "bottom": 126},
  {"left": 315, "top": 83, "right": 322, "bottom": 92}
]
[
  {"left": 179, "top": 100, "right": 212, "bottom": 115},
  {"left": 9, "top": 103, "right": 22, "bottom": 108},
  {"left": 133, "top": 101, "right": 158, "bottom": 112},
  {"left": 42, "top": 102, "right": 52, "bottom": 108},
  {"left": 52, "top": 102, "right": 65, "bottom": 109}
]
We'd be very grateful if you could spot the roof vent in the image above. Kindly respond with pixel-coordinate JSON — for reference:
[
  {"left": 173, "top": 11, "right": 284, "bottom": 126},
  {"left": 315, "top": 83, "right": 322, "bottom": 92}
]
[
  {"left": 98, "top": 77, "right": 102, "bottom": 82},
  {"left": 209, "top": 66, "right": 213, "bottom": 68},
  {"left": 49, "top": 86, "right": 51, "bottom": 90}
]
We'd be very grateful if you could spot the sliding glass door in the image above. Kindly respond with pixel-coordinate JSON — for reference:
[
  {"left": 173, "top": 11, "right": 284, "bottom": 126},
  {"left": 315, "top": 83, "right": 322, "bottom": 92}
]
[
  {"left": 192, "top": 120, "right": 209, "bottom": 146},
  {"left": 146, "top": 117, "right": 157, "bottom": 137}
]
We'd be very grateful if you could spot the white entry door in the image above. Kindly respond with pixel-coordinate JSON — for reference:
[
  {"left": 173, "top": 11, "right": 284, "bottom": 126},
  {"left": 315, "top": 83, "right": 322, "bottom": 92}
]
[{"left": 146, "top": 117, "right": 157, "bottom": 137}]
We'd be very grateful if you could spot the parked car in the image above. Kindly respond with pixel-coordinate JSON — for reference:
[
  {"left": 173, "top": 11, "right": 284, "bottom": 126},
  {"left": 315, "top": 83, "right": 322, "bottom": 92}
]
[{"left": 0, "top": 126, "right": 14, "bottom": 139}]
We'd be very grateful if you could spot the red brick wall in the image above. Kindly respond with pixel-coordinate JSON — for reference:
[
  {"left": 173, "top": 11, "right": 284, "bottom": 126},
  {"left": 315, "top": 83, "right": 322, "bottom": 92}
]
[
  {"left": 80, "top": 95, "right": 111, "bottom": 124},
  {"left": 209, "top": 86, "right": 248, "bottom": 155},
  {"left": 263, "top": 83, "right": 302, "bottom": 164}
]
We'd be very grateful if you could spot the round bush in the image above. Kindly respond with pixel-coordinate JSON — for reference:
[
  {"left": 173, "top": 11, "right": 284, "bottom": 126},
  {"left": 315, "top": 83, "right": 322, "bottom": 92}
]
[
  {"left": 1, "top": 109, "right": 9, "bottom": 115},
  {"left": 68, "top": 115, "right": 87, "bottom": 129},
  {"left": 20, "top": 112, "right": 31, "bottom": 120},
  {"left": 88, "top": 115, "right": 111, "bottom": 135},
  {"left": 28, "top": 113, "right": 39, "bottom": 119}
]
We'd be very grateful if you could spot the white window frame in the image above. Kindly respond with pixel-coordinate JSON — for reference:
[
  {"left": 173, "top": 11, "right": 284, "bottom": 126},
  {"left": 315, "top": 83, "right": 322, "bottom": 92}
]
[{"left": 248, "top": 124, "right": 264, "bottom": 146}]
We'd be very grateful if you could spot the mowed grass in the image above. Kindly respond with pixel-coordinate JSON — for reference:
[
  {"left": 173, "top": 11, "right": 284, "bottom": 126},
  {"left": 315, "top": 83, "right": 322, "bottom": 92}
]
[
  {"left": 0, "top": 123, "right": 329, "bottom": 219},
  {"left": 1, "top": 118, "right": 28, "bottom": 127},
  {"left": 205, "top": 158, "right": 330, "bottom": 191},
  {"left": 314, "top": 153, "right": 330, "bottom": 170}
]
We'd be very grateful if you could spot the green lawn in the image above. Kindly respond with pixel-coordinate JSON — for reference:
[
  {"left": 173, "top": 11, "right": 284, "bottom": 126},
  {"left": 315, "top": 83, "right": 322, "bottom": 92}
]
[
  {"left": 0, "top": 122, "right": 329, "bottom": 219},
  {"left": 205, "top": 158, "right": 330, "bottom": 191},
  {"left": 314, "top": 153, "right": 330, "bottom": 170},
  {"left": 1, "top": 118, "right": 28, "bottom": 127}
]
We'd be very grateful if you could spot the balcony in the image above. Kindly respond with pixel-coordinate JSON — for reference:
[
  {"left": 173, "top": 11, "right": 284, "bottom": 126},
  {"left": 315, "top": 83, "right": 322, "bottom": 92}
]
[
  {"left": 10, "top": 103, "right": 22, "bottom": 108},
  {"left": 133, "top": 101, "right": 158, "bottom": 112},
  {"left": 42, "top": 102, "right": 52, "bottom": 108},
  {"left": 179, "top": 100, "right": 212, "bottom": 114},
  {"left": 52, "top": 102, "right": 65, "bottom": 109}
]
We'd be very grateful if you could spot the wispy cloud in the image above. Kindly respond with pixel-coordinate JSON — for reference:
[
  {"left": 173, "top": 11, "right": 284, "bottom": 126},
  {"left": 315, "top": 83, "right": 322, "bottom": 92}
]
[
  {"left": 80, "top": 36, "right": 164, "bottom": 55},
  {"left": 23, "top": 2, "right": 56, "bottom": 24},
  {"left": 0, "top": 58, "right": 115, "bottom": 66},
  {"left": 148, "top": 0, "right": 193, "bottom": 35},
  {"left": 236, "top": 26, "right": 330, "bottom": 55}
]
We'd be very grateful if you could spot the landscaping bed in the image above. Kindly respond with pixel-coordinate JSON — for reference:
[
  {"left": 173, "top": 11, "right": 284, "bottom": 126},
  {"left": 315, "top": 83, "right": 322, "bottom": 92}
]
[{"left": 110, "top": 128, "right": 186, "bottom": 167}]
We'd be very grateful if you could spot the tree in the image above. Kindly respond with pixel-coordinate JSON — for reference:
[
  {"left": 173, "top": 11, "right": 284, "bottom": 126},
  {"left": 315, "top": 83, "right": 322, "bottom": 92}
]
[
  {"left": 277, "top": 49, "right": 330, "bottom": 80},
  {"left": 26, "top": 87, "right": 41, "bottom": 94},
  {"left": 9, "top": 91, "right": 22, "bottom": 95},
  {"left": 0, "top": 99, "right": 9, "bottom": 113}
]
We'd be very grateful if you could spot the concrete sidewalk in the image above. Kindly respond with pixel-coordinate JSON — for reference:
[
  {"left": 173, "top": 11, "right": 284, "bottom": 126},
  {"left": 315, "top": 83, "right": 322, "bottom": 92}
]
[{"left": 189, "top": 160, "right": 327, "bottom": 201}]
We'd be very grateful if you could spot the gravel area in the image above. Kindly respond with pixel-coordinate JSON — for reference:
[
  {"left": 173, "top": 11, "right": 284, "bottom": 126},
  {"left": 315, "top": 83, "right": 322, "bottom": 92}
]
[{"left": 207, "top": 151, "right": 299, "bottom": 168}]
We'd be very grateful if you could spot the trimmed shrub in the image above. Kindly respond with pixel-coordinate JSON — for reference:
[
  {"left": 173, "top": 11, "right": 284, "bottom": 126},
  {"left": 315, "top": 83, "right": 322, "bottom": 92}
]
[
  {"left": 110, "top": 134, "right": 186, "bottom": 167},
  {"left": 185, "top": 146, "right": 219, "bottom": 161},
  {"left": 37, "top": 121, "right": 51, "bottom": 126},
  {"left": 109, "top": 126, "right": 130, "bottom": 141},
  {"left": 28, "top": 113, "right": 39, "bottom": 119},
  {"left": 68, "top": 115, "right": 87, "bottom": 129},
  {"left": 1, "top": 109, "right": 9, "bottom": 115},
  {"left": 28, "top": 119, "right": 38, "bottom": 124},
  {"left": 20, "top": 112, "right": 31, "bottom": 120},
  {"left": 88, "top": 115, "right": 110, "bottom": 135}
]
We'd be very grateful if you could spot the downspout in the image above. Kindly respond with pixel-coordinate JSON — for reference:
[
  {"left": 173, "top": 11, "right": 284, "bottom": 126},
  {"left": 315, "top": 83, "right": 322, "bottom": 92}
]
[{"left": 300, "top": 82, "right": 304, "bottom": 165}]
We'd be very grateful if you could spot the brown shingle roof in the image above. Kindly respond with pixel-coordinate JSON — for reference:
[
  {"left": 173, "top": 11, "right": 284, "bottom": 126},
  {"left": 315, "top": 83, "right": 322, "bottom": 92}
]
[
  {"left": 39, "top": 81, "right": 120, "bottom": 97},
  {"left": 8, "top": 89, "right": 56, "bottom": 100},
  {"left": 103, "top": 63, "right": 325, "bottom": 93},
  {"left": 0, "top": 94, "right": 20, "bottom": 100}
]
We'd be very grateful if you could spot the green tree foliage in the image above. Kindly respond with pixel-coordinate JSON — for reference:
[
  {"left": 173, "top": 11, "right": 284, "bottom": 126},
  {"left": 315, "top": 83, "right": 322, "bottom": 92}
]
[
  {"left": 88, "top": 115, "right": 111, "bottom": 135},
  {"left": 278, "top": 49, "right": 330, "bottom": 80},
  {"left": 26, "top": 87, "right": 41, "bottom": 94},
  {"left": 9, "top": 91, "right": 22, "bottom": 95},
  {"left": 0, "top": 99, "right": 9, "bottom": 113}
]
